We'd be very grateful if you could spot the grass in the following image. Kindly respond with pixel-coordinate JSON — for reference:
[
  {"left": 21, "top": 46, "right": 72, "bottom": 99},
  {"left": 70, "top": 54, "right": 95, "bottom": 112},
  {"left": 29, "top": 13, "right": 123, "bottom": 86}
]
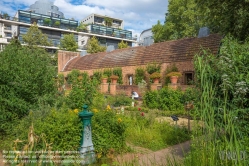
[
  {"left": 124, "top": 111, "right": 190, "bottom": 151},
  {"left": 182, "top": 55, "right": 249, "bottom": 166}
]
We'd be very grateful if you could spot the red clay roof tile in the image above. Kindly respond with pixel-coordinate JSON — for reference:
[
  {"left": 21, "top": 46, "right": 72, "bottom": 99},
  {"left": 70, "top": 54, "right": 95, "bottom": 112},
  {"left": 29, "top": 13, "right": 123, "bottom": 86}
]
[{"left": 64, "top": 34, "right": 222, "bottom": 71}]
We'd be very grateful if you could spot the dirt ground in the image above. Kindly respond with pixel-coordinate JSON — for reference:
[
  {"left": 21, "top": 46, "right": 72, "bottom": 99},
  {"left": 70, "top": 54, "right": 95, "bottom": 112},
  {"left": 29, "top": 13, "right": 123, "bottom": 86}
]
[{"left": 155, "top": 116, "right": 203, "bottom": 131}]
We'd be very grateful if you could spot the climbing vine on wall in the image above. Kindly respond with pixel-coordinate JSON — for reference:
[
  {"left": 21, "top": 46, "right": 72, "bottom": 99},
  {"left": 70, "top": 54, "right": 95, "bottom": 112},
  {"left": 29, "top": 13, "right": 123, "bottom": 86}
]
[
  {"left": 135, "top": 67, "right": 146, "bottom": 85},
  {"left": 113, "top": 67, "right": 123, "bottom": 84}
]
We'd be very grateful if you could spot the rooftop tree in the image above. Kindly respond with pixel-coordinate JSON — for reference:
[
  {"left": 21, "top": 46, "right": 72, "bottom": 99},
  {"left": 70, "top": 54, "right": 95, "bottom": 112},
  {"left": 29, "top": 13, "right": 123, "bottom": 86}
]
[
  {"left": 22, "top": 23, "right": 51, "bottom": 47},
  {"left": 87, "top": 36, "right": 106, "bottom": 54},
  {"left": 118, "top": 40, "right": 129, "bottom": 49},
  {"left": 60, "top": 33, "right": 78, "bottom": 52}
]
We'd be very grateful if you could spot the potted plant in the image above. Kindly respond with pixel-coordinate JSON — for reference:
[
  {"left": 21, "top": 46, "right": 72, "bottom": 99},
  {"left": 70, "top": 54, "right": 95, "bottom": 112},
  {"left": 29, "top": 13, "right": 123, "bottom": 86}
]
[
  {"left": 54, "top": 21, "right": 60, "bottom": 27},
  {"left": 110, "top": 75, "right": 119, "bottom": 84},
  {"left": 101, "top": 75, "right": 108, "bottom": 83},
  {"left": 166, "top": 72, "right": 182, "bottom": 84},
  {"left": 150, "top": 72, "right": 161, "bottom": 84},
  {"left": 43, "top": 18, "right": 51, "bottom": 26}
]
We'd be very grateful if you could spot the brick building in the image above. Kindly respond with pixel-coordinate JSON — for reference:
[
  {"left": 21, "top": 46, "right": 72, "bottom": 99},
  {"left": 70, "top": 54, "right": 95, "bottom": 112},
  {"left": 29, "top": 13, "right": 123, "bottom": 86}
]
[{"left": 58, "top": 34, "right": 222, "bottom": 88}]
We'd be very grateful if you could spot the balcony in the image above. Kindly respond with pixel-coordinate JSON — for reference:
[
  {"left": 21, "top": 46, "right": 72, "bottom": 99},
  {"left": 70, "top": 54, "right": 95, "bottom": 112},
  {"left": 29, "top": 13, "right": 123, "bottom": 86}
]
[
  {"left": 5, "top": 32, "right": 12, "bottom": 37},
  {"left": 90, "top": 24, "right": 132, "bottom": 40},
  {"left": 0, "top": 38, "right": 8, "bottom": 43}
]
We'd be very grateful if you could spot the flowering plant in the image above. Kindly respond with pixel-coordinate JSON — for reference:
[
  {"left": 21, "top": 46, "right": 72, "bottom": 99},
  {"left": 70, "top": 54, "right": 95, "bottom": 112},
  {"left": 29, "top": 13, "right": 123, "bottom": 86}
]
[
  {"left": 150, "top": 72, "right": 161, "bottom": 79},
  {"left": 101, "top": 74, "right": 108, "bottom": 78},
  {"left": 166, "top": 72, "right": 182, "bottom": 77},
  {"left": 110, "top": 75, "right": 119, "bottom": 79}
]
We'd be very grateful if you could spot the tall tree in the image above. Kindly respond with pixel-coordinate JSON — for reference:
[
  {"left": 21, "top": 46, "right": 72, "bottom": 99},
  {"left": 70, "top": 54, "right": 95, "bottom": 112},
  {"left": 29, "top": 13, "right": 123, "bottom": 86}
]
[
  {"left": 22, "top": 23, "right": 51, "bottom": 46},
  {"left": 118, "top": 40, "right": 129, "bottom": 49},
  {"left": 152, "top": 0, "right": 204, "bottom": 42},
  {"left": 196, "top": 0, "right": 249, "bottom": 42},
  {"left": 152, "top": 21, "right": 167, "bottom": 43},
  {"left": 87, "top": 36, "right": 106, "bottom": 54},
  {"left": 60, "top": 33, "right": 78, "bottom": 51}
]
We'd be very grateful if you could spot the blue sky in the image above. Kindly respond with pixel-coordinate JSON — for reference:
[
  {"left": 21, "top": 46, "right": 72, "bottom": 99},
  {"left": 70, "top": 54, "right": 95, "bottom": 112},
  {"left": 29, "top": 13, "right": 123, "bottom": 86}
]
[{"left": 0, "top": 0, "right": 168, "bottom": 37}]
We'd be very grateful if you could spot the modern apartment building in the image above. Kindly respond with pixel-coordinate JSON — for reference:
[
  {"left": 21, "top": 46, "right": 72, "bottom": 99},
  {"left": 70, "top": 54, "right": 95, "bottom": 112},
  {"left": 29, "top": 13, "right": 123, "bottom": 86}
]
[
  {"left": 0, "top": 0, "right": 134, "bottom": 52},
  {"left": 81, "top": 13, "right": 124, "bottom": 29}
]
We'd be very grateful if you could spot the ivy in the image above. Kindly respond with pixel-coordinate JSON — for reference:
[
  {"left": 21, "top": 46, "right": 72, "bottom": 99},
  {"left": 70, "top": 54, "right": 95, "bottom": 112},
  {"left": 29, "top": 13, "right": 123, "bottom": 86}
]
[
  {"left": 146, "top": 62, "right": 161, "bottom": 74},
  {"left": 113, "top": 67, "right": 123, "bottom": 84},
  {"left": 135, "top": 67, "right": 146, "bottom": 85}
]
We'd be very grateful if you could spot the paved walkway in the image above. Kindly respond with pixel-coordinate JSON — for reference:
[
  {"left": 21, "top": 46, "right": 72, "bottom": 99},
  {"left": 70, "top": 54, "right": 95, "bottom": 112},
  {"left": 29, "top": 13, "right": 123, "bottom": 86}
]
[
  {"left": 0, "top": 151, "right": 4, "bottom": 166},
  {"left": 0, "top": 141, "right": 191, "bottom": 166},
  {"left": 115, "top": 140, "right": 191, "bottom": 166}
]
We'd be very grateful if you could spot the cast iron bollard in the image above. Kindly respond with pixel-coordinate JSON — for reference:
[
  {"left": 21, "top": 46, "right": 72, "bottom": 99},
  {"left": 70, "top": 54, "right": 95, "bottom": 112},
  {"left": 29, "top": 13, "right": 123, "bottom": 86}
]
[
  {"left": 185, "top": 101, "right": 194, "bottom": 132},
  {"left": 79, "top": 104, "right": 95, "bottom": 165}
]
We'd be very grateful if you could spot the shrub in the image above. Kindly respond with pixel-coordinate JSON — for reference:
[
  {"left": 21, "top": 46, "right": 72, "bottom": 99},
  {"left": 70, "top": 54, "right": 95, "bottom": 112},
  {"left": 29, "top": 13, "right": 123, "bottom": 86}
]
[
  {"left": 43, "top": 18, "right": 51, "bottom": 25},
  {"left": 10, "top": 107, "right": 81, "bottom": 151},
  {"left": 163, "top": 63, "right": 179, "bottom": 85},
  {"left": 66, "top": 72, "right": 99, "bottom": 109},
  {"left": 0, "top": 42, "right": 56, "bottom": 135},
  {"left": 158, "top": 87, "right": 184, "bottom": 111},
  {"left": 150, "top": 72, "right": 161, "bottom": 79},
  {"left": 109, "top": 75, "right": 119, "bottom": 79},
  {"left": 143, "top": 90, "right": 160, "bottom": 109},
  {"left": 93, "top": 70, "right": 102, "bottom": 84},
  {"left": 92, "top": 109, "right": 127, "bottom": 156},
  {"left": 103, "top": 68, "right": 112, "bottom": 83},
  {"left": 54, "top": 21, "right": 60, "bottom": 27},
  {"left": 106, "top": 95, "right": 132, "bottom": 107},
  {"left": 101, "top": 74, "right": 108, "bottom": 78},
  {"left": 143, "top": 87, "right": 184, "bottom": 111},
  {"left": 146, "top": 62, "right": 161, "bottom": 74},
  {"left": 113, "top": 67, "right": 123, "bottom": 84},
  {"left": 166, "top": 72, "right": 182, "bottom": 77}
]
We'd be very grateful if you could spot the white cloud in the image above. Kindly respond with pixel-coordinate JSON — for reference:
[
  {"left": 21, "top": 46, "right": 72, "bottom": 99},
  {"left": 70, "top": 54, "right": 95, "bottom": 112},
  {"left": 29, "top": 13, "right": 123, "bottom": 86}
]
[{"left": 1, "top": 0, "right": 168, "bottom": 36}]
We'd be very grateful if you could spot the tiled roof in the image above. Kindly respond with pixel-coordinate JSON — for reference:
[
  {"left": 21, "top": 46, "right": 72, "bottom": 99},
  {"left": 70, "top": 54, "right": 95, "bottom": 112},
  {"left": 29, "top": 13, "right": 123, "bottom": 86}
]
[{"left": 63, "top": 34, "right": 222, "bottom": 71}]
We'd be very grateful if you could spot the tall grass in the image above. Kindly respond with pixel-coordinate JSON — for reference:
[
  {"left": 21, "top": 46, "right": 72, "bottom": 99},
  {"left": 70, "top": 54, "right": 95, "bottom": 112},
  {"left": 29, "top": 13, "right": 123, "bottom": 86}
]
[{"left": 183, "top": 53, "right": 248, "bottom": 166}]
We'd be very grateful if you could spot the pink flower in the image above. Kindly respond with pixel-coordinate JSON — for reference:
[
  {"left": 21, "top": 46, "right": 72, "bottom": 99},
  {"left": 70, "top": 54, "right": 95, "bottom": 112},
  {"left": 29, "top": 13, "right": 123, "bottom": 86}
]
[
  {"left": 141, "top": 112, "right": 144, "bottom": 116},
  {"left": 138, "top": 107, "right": 141, "bottom": 111}
]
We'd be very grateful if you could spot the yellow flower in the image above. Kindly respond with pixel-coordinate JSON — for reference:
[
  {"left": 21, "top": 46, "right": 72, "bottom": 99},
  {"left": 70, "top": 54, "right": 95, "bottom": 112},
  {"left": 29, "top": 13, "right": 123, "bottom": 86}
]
[
  {"left": 117, "top": 118, "right": 122, "bottom": 123},
  {"left": 97, "top": 152, "right": 102, "bottom": 159},
  {"left": 74, "top": 109, "right": 79, "bottom": 113},
  {"left": 106, "top": 105, "right": 111, "bottom": 110},
  {"left": 93, "top": 108, "right": 98, "bottom": 113}
]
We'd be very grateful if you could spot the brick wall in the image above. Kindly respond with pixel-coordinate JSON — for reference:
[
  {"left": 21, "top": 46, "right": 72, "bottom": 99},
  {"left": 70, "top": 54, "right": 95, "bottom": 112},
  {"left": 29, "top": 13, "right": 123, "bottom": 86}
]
[
  {"left": 58, "top": 50, "right": 80, "bottom": 73},
  {"left": 58, "top": 51, "right": 195, "bottom": 95}
]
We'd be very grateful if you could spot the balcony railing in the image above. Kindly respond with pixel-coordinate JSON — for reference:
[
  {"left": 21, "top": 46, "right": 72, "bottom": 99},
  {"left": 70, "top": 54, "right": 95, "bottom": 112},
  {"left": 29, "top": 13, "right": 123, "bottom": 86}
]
[{"left": 4, "top": 27, "right": 11, "bottom": 30}]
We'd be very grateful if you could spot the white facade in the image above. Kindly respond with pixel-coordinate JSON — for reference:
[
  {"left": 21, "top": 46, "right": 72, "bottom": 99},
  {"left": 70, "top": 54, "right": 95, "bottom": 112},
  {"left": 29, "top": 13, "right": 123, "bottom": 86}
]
[
  {"left": 0, "top": 22, "right": 18, "bottom": 44},
  {"left": 81, "top": 13, "right": 124, "bottom": 29}
]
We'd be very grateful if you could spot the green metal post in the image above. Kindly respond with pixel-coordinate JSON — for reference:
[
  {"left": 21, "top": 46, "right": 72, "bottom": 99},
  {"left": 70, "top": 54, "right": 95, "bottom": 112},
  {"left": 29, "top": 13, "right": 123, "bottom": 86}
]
[{"left": 79, "top": 104, "right": 95, "bottom": 165}]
